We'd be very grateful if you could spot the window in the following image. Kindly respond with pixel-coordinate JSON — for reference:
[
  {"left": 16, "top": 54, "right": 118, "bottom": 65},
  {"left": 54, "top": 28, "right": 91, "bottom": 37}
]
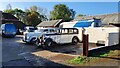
[
  {"left": 61, "top": 29, "right": 68, "bottom": 34},
  {"left": 43, "top": 29, "right": 48, "bottom": 33},
  {"left": 69, "top": 29, "right": 74, "bottom": 34},
  {"left": 73, "top": 29, "right": 78, "bottom": 34},
  {"left": 56, "top": 28, "right": 78, "bottom": 35},
  {"left": 50, "top": 29, "right": 55, "bottom": 33}
]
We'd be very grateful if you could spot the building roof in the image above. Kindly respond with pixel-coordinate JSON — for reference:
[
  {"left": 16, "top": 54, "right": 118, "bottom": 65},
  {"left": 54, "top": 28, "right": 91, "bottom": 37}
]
[
  {"left": 1, "top": 12, "right": 26, "bottom": 29},
  {"left": 37, "top": 19, "right": 62, "bottom": 27},
  {"left": 75, "top": 13, "right": 120, "bottom": 25},
  {"left": 2, "top": 12, "right": 18, "bottom": 20}
]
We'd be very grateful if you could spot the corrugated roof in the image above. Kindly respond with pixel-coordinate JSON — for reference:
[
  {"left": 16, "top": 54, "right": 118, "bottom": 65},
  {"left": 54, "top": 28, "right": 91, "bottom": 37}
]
[
  {"left": 1, "top": 12, "right": 26, "bottom": 29},
  {"left": 37, "top": 19, "right": 62, "bottom": 27},
  {"left": 2, "top": 13, "right": 18, "bottom": 20},
  {"left": 75, "top": 13, "right": 120, "bottom": 25}
]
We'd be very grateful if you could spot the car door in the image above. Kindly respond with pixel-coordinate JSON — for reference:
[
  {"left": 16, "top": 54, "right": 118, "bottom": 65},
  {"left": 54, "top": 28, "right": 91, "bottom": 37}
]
[
  {"left": 52, "top": 29, "right": 61, "bottom": 44},
  {"left": 60, "top": 29, "right": 69, "bottom": 44}
]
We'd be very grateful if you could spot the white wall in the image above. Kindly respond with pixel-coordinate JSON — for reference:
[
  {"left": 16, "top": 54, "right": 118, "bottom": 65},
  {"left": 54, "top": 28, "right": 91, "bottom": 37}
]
[
  {"left": 108, "top": 33, "right": 119, "bottom": 46},
  {"left": 83, "top": 27, "right": 119, "bottom": 46}
]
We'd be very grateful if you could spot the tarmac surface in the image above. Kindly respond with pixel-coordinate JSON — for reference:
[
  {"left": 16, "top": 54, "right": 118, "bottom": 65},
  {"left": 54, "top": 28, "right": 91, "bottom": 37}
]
[{"left": 1, "top": 35, "right": 97, "bottom": 67}]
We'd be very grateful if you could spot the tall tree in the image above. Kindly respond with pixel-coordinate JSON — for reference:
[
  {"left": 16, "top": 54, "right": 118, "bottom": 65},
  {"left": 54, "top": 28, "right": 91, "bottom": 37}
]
[
  {"left": 4, "top": 5, "right": 48, "bottom": 26},
  {"left": 13, "top": 8, "right": 25, "bottom": 21},
  {"left": 50, "top": 4, "right": 76, "bottom": 21},
  {"left": 24, "top": 6, "right": 48, "bottom": 26}
]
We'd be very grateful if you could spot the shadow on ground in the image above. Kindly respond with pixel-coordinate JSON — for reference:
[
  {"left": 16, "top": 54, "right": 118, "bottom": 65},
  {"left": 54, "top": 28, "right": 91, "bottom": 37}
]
[{"left": 88, "top": 45, "right": 120, "bottom": 60}]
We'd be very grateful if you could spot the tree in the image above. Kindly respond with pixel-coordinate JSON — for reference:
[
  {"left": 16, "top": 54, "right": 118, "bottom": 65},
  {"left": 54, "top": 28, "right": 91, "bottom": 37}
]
[
  {"left": 4, "top": 5, "right": 48, "bottom": 26},
  {"left": 23, "top": 6, "right": 48, "bottom": 26},
  {"left": 50, "top": 4, "right": 76, "bottom": 21},
  {"left": 13, "top": 8, "right": 25, "bottom": 21},
  {"left": 4, "top": 8, "right": 25, "bottom": 21}
]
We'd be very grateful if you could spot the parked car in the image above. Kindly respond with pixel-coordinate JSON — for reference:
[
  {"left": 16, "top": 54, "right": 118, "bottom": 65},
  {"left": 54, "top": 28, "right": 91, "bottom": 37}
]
[
  {"left": 34, "top": 28, "right": 80, "bottom": 49},
  {"left": 1, "top": 23, "right": 17, "bottom": 37},
  {"left": 22, "top": 28, "right": 57, "bottom": 43}
]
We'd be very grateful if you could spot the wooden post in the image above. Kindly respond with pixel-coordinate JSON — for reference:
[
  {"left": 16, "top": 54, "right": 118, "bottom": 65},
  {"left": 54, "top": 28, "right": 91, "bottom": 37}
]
[
  {"left": 86, "top": 34, "right": 89, "bottom": 56},
  {"left": 83, "top": 34, "right": 89, "bottom": 56},
  {"left": 82, "top": 28, "right": 85, "bottom": 42}
]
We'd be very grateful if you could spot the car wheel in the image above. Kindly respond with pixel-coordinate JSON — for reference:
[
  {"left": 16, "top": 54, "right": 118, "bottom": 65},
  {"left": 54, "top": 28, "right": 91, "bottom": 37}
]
[
  {"left": 34, "top": 39, "right": 40, "bottom": 47},
  {"left": 43, "top": 39, "right": 53, "bottom": 49},
  {"left": 30, "top": 38, "right": 36, "bottom": 44},
  {"left": 72, "top": 37, "right": 78, "bottom": 45}
]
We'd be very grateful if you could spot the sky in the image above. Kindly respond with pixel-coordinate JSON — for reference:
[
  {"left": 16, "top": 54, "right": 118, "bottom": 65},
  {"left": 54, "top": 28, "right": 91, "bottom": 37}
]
[{"left": 0, "top": 2, "right": 119, "bottom": 16}]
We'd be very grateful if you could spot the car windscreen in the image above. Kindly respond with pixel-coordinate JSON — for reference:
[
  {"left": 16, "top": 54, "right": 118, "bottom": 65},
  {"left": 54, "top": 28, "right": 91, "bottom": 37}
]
[{"left": 26, "top": 28, "right": 36, "bottom": 32}]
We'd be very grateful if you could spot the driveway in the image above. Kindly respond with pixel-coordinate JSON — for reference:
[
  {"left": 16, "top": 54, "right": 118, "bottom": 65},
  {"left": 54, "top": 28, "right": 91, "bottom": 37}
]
[
  {"left": 1, "top": 35, "right": 97, "bottom": 67},
  {"left": 2, "top": 35, "right": 38, "bottom": 66}
]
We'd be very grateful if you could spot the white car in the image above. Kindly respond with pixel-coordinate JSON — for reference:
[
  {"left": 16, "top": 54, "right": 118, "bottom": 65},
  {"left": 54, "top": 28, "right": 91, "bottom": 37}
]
[
  {"left": 22, "top": 28, "right": 57, "bottom": 43},
  {"left": 35, "top": 28, "right": 81, "bottom": 49}
]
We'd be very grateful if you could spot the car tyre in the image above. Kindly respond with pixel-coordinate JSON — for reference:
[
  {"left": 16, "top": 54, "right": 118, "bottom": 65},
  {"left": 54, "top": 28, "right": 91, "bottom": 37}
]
[
  {"left": 34, "top": 39, "right": 40, "bottom": 47},
  {"left": 30, "top": 38, "right": 36, "bottom": 44},
  {"left": 43, "top": 39, "right": 53, "bottom": 49},
  {"left": 72, "top": 37, "right": 78, "bottom": 45}
]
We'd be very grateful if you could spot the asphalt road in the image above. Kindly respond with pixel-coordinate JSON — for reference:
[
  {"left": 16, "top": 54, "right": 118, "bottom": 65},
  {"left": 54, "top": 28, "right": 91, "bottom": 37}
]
[
  {"left": 2, "top": 35, "right": 38, "bottom": 66},
  {"left": 1, "top": 35, "right": 97, "bottom": 67},
  {"left": 1, "top": 35, "right": 81, "bottom": 67}
]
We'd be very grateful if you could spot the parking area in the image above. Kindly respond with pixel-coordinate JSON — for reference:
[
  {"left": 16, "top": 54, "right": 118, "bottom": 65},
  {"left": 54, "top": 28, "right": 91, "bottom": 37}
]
[{"left": 2, "top": 35, "right": 98, "bottom": 66}]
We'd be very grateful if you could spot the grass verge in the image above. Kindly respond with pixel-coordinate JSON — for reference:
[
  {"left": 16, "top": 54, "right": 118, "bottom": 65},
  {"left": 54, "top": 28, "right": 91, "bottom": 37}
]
[{"left": 66, "top": 50, "right": 120, "bottom": 65}]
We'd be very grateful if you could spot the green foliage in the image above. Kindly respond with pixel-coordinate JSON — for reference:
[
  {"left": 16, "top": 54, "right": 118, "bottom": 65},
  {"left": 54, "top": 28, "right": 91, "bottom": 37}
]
[
  {"left": 100, "top": 50, "right": 120, "bottom": 57},
  {"left": 4, "top": 5, "right": 48, "bottom": 27},
  {"left": 90, "top": 50, "right": 120, "bottom": 57},
  {"left": 50, "top": 4, "right": 76, "bottom": 21},
  {"left": 24, "top": 11, "right": 42, "bottom": 26},
  {"left": 67, "top": 56, "right": 87, "bottom": 64},
  {"left": 100, "top": 53, "right": 108, "bottom": 57},
  {"left": 67, "top": 56, "right": 98, "bottom": 64},
  {"left": 4, "top": 9, "right": 14, "bottom": 14},
  {"left": 67, "top": 56, "right": 85, "bottom": 64}
]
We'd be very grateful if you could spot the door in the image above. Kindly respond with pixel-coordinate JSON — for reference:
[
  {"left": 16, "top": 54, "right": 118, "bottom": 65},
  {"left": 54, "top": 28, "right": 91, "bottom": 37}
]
[{"left": 60, "top": 29, "right": 69, "bottom": 43}]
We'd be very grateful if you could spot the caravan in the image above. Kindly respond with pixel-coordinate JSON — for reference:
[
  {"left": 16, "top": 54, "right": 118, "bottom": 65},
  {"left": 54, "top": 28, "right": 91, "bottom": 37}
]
[{"left": 60, "top": 18, "right": 102, "bottom": 28}]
